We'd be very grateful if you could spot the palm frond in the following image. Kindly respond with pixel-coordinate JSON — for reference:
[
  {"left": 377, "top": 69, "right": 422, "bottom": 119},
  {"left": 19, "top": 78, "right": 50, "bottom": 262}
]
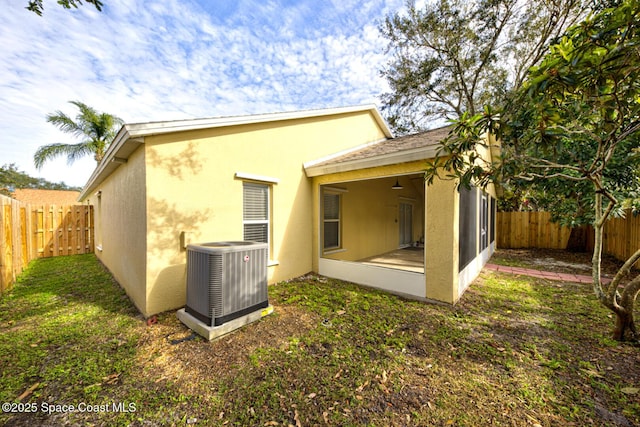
[
  {"left": 46, "top": 112, "right": 86, "bottom": 139},
  {"left": 33, "top": 142, "right": 93, "bottom": 169},
  {"left": 37, "top": 100, "right": 124, "bottom": 168}
]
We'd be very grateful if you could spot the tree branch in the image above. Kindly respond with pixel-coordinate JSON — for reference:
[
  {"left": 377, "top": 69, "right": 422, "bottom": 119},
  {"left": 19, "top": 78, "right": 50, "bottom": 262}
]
[{"left": 607, "top": 248, "right": 640, "bottom": 297}]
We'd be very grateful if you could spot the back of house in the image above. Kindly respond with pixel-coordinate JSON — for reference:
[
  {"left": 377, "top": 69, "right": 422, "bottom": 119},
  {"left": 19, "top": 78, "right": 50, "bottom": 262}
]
[
  {"left": 79, "top": 105, "right": 393, "bottom": 316},
  {"left": 79, "top": 104, "right": 498, "bottom": 317}
]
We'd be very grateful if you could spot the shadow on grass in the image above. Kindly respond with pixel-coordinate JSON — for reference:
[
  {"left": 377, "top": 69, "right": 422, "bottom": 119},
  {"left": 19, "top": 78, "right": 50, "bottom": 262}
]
[{"left": 0, "top": 254, "right": 138, "bottom": 322}]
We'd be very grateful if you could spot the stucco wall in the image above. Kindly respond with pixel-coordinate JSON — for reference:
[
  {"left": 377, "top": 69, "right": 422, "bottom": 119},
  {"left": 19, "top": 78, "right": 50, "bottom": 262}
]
[
  {"left": 84, "top": 148, "right": 148, "bottom": 314},
  {"left": 142, "top": 110, "right": 388, "bottom": 315},
  {"left": 424, "top": 176, "right": 459, "bottom": 303}
]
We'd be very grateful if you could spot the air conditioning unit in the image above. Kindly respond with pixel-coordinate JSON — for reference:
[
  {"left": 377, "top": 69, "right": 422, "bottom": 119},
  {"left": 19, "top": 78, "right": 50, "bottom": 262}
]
[{"left": 185, "top": 241, "right": 268, "bottom": 327}]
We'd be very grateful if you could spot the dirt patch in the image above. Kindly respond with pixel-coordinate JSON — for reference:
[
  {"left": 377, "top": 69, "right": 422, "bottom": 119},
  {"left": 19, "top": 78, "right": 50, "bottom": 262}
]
[
  {"left": 492, "top": 248, "right": 628, "bottom": 278},
  {"left": 133, "top": 302, "right": 321, "bottom": 397}
]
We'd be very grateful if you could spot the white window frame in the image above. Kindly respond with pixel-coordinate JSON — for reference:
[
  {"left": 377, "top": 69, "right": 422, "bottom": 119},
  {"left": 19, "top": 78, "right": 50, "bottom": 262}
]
[
  {"left": 322, "top": 190, "right": 342, "bottom": 251},
  {"left": 243, "top": 182, "right": 270, "bottom": 251}
]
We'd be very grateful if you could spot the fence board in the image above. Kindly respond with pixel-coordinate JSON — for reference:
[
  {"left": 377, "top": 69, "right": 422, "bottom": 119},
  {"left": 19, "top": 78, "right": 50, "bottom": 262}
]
[
  {"left": 498, "top": 210, "right": 640, "bottom": 267},
  {"left": 1, "top": 203, "right": 14, "bottom": 293},
  {"left": 0, "top": 195, "right": 94, "bottom": 294},
  {"left": 19, "top": 207, "right": 27, "bottom": 270},
  {"left": 496, "top": 211, "right": 571, "bottom": 250}
]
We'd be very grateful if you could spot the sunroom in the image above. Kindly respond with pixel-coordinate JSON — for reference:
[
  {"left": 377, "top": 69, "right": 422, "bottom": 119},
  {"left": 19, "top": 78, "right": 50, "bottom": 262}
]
[{"left": 304, "top": 126, "right": 498, "bottom": 304}]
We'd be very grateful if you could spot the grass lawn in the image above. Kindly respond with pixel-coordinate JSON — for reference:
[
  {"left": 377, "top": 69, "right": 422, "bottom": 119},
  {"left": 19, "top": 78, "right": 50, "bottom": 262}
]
[{"left": 0, "top": 253, "right": 639, "bottom": 426}]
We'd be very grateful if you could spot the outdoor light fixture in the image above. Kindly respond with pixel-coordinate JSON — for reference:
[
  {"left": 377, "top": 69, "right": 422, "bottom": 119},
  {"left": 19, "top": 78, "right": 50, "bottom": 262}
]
[{"left": 392, "top": 179, "right": 403, "bottom": 190}]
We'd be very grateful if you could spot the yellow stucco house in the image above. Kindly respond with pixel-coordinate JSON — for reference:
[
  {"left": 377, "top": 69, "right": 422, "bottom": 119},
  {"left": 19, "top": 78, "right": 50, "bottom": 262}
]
[{"left": 79, "top": 105, "right": 497, "bottom": 317}]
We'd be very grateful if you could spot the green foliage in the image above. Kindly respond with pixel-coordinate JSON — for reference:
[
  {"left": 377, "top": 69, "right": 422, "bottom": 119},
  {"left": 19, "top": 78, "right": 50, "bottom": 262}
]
[
  {"left": 427, "top": 0, "right": 640, "bottom": 340},
  {"left": 34, "top": 100, "right": 123, "bottom": 169},
  {"left": 0, "top": 163, "right": 80, "bottom": 196},
  {"left": 428, "top": 0, "right": 640, "bottom": 224},
  {"left": 379, "top": 0, "right": 588, "bottom": 133},
  {"left": 523, "top": 0, "right": 640, "bottom": 225},
  {"left": 26, "top": 0, "right": 103, "bottom": 16}
]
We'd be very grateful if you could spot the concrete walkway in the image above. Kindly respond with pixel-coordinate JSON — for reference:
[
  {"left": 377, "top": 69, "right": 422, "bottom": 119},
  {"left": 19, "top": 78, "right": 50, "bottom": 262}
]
[{"left": 484, "top": 263, "right": 612, "bottom": 285}]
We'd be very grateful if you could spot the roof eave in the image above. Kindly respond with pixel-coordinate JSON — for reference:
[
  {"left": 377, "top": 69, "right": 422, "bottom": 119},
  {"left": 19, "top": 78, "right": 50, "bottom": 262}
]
[
  {"left": 304, "top": 145, "right": 440, "bottom": 177},
  {"left": 123, "top": 104, "right": 393, "bottom": 139},
  {"left": 77, "top": 126, "right": 143, "bottom": 200}
]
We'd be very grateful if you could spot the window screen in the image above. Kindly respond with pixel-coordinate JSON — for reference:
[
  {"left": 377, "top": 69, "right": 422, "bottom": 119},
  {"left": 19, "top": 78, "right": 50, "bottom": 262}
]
[
  {"left": 243, "top": 183, "right": 269, "bottom": 244},
  {"left": 323, "top": 192, "right": 340, "bottom": 250},
  {"left": 481, "top": 194, "right": 489, "bottom": 251},
  {"left": 490, "top": 196, "right": 496, "bottom": 243},
  {"left": 459, "top": 186, "right": 477, "bottom": 271}
]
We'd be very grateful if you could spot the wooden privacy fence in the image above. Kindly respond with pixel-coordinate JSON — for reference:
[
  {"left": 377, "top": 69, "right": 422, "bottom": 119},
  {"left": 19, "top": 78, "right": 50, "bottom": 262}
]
[
  {"left": 0, "top": 195, "right": 94, "bottom": 294},
  {"left": 496, "top": 211, "right": 572, "bottom": 250},
  {"left": 497, "top": 210, "right": 640, "bottom": 267}
]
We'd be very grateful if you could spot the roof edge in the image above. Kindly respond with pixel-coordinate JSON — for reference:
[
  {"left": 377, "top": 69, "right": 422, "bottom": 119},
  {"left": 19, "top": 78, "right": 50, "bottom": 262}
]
[
  {"left": 303, "top": 137, "right": 390, "bottom": 170},
  {"left": 304, "top": 145, "right": 441, "bottom": 177},
  {"left": 78, "top": 127, "right": 138, "bottom": 201},
  {"left": 79, "top": 104, "right": 392, "bottom": 200},
  {"left": 124, "top": 104, "right": 393, "bottom": 138}
]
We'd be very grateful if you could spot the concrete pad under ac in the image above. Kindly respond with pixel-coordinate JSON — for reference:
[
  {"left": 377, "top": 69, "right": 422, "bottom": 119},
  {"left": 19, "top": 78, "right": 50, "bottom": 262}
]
[{"left": 176, "top": 305, "right": 274, "bottom": 341}]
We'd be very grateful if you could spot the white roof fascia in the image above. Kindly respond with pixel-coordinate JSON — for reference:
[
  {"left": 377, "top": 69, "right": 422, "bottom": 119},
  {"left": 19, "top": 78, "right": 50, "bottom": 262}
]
[
  {"left": 304, "top": 145, "right": 440, "bottom": 177},
  {"left": 124, "top": 104, "right": 393, "bottom": 139},
  {"left": 77, "top": 127, "right": 141, "bottom": 201}
]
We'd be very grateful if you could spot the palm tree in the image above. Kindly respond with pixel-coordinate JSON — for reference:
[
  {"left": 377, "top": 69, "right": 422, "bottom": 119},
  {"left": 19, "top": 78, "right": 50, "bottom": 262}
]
[{"left": 34, "top": 100, "right": 124, "bottom": 169}]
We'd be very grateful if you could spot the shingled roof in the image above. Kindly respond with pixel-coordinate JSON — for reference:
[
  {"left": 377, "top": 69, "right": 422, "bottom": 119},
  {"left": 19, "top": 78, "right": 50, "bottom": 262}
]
[
  {"left": 304, "top": 125, "right": 451, "bottom": 177},
  {"left": 12, "top": 189, "right": 80, "bottom": 205}
]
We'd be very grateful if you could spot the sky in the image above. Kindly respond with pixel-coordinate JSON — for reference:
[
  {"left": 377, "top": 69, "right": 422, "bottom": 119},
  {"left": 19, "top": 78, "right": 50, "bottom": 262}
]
[{"left": 0, "top": 0, "right": 412, "bottom": 188}]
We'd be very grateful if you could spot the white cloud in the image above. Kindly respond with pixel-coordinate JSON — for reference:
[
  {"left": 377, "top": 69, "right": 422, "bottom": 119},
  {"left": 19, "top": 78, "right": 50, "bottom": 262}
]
[{"left": 0, "top": 0, "right": 407, "bottom": 188}]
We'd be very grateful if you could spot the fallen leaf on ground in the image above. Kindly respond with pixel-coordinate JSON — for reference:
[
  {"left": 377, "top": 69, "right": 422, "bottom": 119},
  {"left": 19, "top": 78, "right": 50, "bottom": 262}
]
[
  {"left": 581, "top": 368, "right": 603, "bottom": 378},
  {"left": 356, "top": 380, "right": 369, "bottom": 392},
  {"left": 103, "top": 373, "right": 120, "bottom": 384}
]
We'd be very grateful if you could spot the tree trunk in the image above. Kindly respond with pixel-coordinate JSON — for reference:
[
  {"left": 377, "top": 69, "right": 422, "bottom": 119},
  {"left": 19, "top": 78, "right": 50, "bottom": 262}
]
[
  {"left": 613, "top": 310, "right": 637, "bottom": 341},
  {"left": 616, "top": 275, "right": 640, "bottom": 342},
  {"left": 592, "top": 193, "right": 606, "bottom": 302}
]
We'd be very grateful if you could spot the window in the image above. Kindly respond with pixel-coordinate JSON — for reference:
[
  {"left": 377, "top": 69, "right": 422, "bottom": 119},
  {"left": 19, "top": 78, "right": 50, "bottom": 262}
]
[
  {"left": 490, "top": 196, "right": 496, "bottom": 244},
  {"left": 323, "top": 192, "right": 341, "bottom": 250},
  {"left": 243, "top": 183, "right": 269, "bottom": 245},
  {"left": 459, "top": 186, "right": 477, "bottom": 271},
  {"left": 481, "top": 193, "right": 489, "bottom": 251}
]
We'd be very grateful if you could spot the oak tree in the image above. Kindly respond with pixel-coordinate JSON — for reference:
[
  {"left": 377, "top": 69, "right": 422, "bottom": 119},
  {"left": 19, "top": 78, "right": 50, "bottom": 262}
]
[
  {"left": 428, "top": 0, "right": 640, "bottom": 340},
  {"left": 380, "top": 0, "right": 587, "bottom": 133}
]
